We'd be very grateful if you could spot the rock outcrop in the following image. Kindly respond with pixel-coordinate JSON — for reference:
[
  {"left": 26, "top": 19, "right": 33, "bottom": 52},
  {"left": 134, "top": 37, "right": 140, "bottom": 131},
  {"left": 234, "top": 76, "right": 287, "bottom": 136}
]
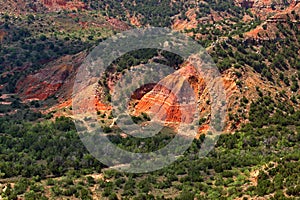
[
  {"left": 132, "top": 64, "right": 200, "bottom": 124},
  {"left": 16, "top": 52, "right": 86, "bottom": 102}
]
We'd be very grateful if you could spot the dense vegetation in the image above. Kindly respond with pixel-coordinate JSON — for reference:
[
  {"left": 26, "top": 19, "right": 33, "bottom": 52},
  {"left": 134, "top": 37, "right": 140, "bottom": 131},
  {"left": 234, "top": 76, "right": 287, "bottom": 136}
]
[
  {"left": 211, "top": 21, "right": 300, "bottom": 73},
  {"left": 0, "top": 115, "right": 104, "bottom": 179},
  {"left": 0, "top": 91, "right": 299, "bottom": 199}
]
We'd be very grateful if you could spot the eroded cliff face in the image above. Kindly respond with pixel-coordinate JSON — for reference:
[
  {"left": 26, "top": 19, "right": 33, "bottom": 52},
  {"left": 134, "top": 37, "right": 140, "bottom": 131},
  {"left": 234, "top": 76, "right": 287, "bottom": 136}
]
[
  {"left": 16, "top": 52, "right": 86, "bottom": 102},
  {"left": 71, "top": 61, "right": 268, "bottom": 134},
  {"left": 124, "top": 64, "right": 242, "bottom": 134},
  {"left": 124, "top": 62, "right": 296, "bottom": 134},
  {"left": 132, "top": 64, "right": 200, "bottom": 124}
]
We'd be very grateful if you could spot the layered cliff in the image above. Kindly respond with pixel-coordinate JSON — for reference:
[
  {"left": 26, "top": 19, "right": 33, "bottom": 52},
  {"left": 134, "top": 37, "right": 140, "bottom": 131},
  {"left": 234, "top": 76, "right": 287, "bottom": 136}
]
[{"left": 16, "top": 52, "right": 86, "bottom": 102}]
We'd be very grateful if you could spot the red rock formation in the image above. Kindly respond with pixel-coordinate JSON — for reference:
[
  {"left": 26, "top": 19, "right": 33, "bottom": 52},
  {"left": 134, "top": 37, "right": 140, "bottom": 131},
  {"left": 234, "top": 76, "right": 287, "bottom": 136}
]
[
  {"left": 133, "top": 64, "right": 200, "bottom": 124},
  {"left": 131, "top": 83, "right": 156, "bottom": 100},
  {"left": 94, "top": 96, "right": 111, "bottom": 111},
  {"left": 16, "top": 65, "right": 72, "bottom": 101},
  {"left": 127, "top": 63, "right": 242, "bottom": 134},
  {"left": 16, "top": 52, "right": 86, "bottom": 102},
  {"left": 42, "top": 0, "right": 86, "bottom": 11}
]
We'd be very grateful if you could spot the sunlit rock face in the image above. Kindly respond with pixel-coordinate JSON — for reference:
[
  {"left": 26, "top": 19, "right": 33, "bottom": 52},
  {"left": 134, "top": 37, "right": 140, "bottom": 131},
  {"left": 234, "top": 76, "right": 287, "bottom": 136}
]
[{"left": 132, "top": 64, "right": 201, "bottom": 124}]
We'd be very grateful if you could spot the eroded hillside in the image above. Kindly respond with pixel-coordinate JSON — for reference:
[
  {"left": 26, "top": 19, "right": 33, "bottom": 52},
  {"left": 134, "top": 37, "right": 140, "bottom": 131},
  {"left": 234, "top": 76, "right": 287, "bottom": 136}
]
[
  {"left": 0, "top": 0, "right": 299, "bottom": 200},
  {"left": 0, "top": 0, "right": 299, "bottom": 132}
]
